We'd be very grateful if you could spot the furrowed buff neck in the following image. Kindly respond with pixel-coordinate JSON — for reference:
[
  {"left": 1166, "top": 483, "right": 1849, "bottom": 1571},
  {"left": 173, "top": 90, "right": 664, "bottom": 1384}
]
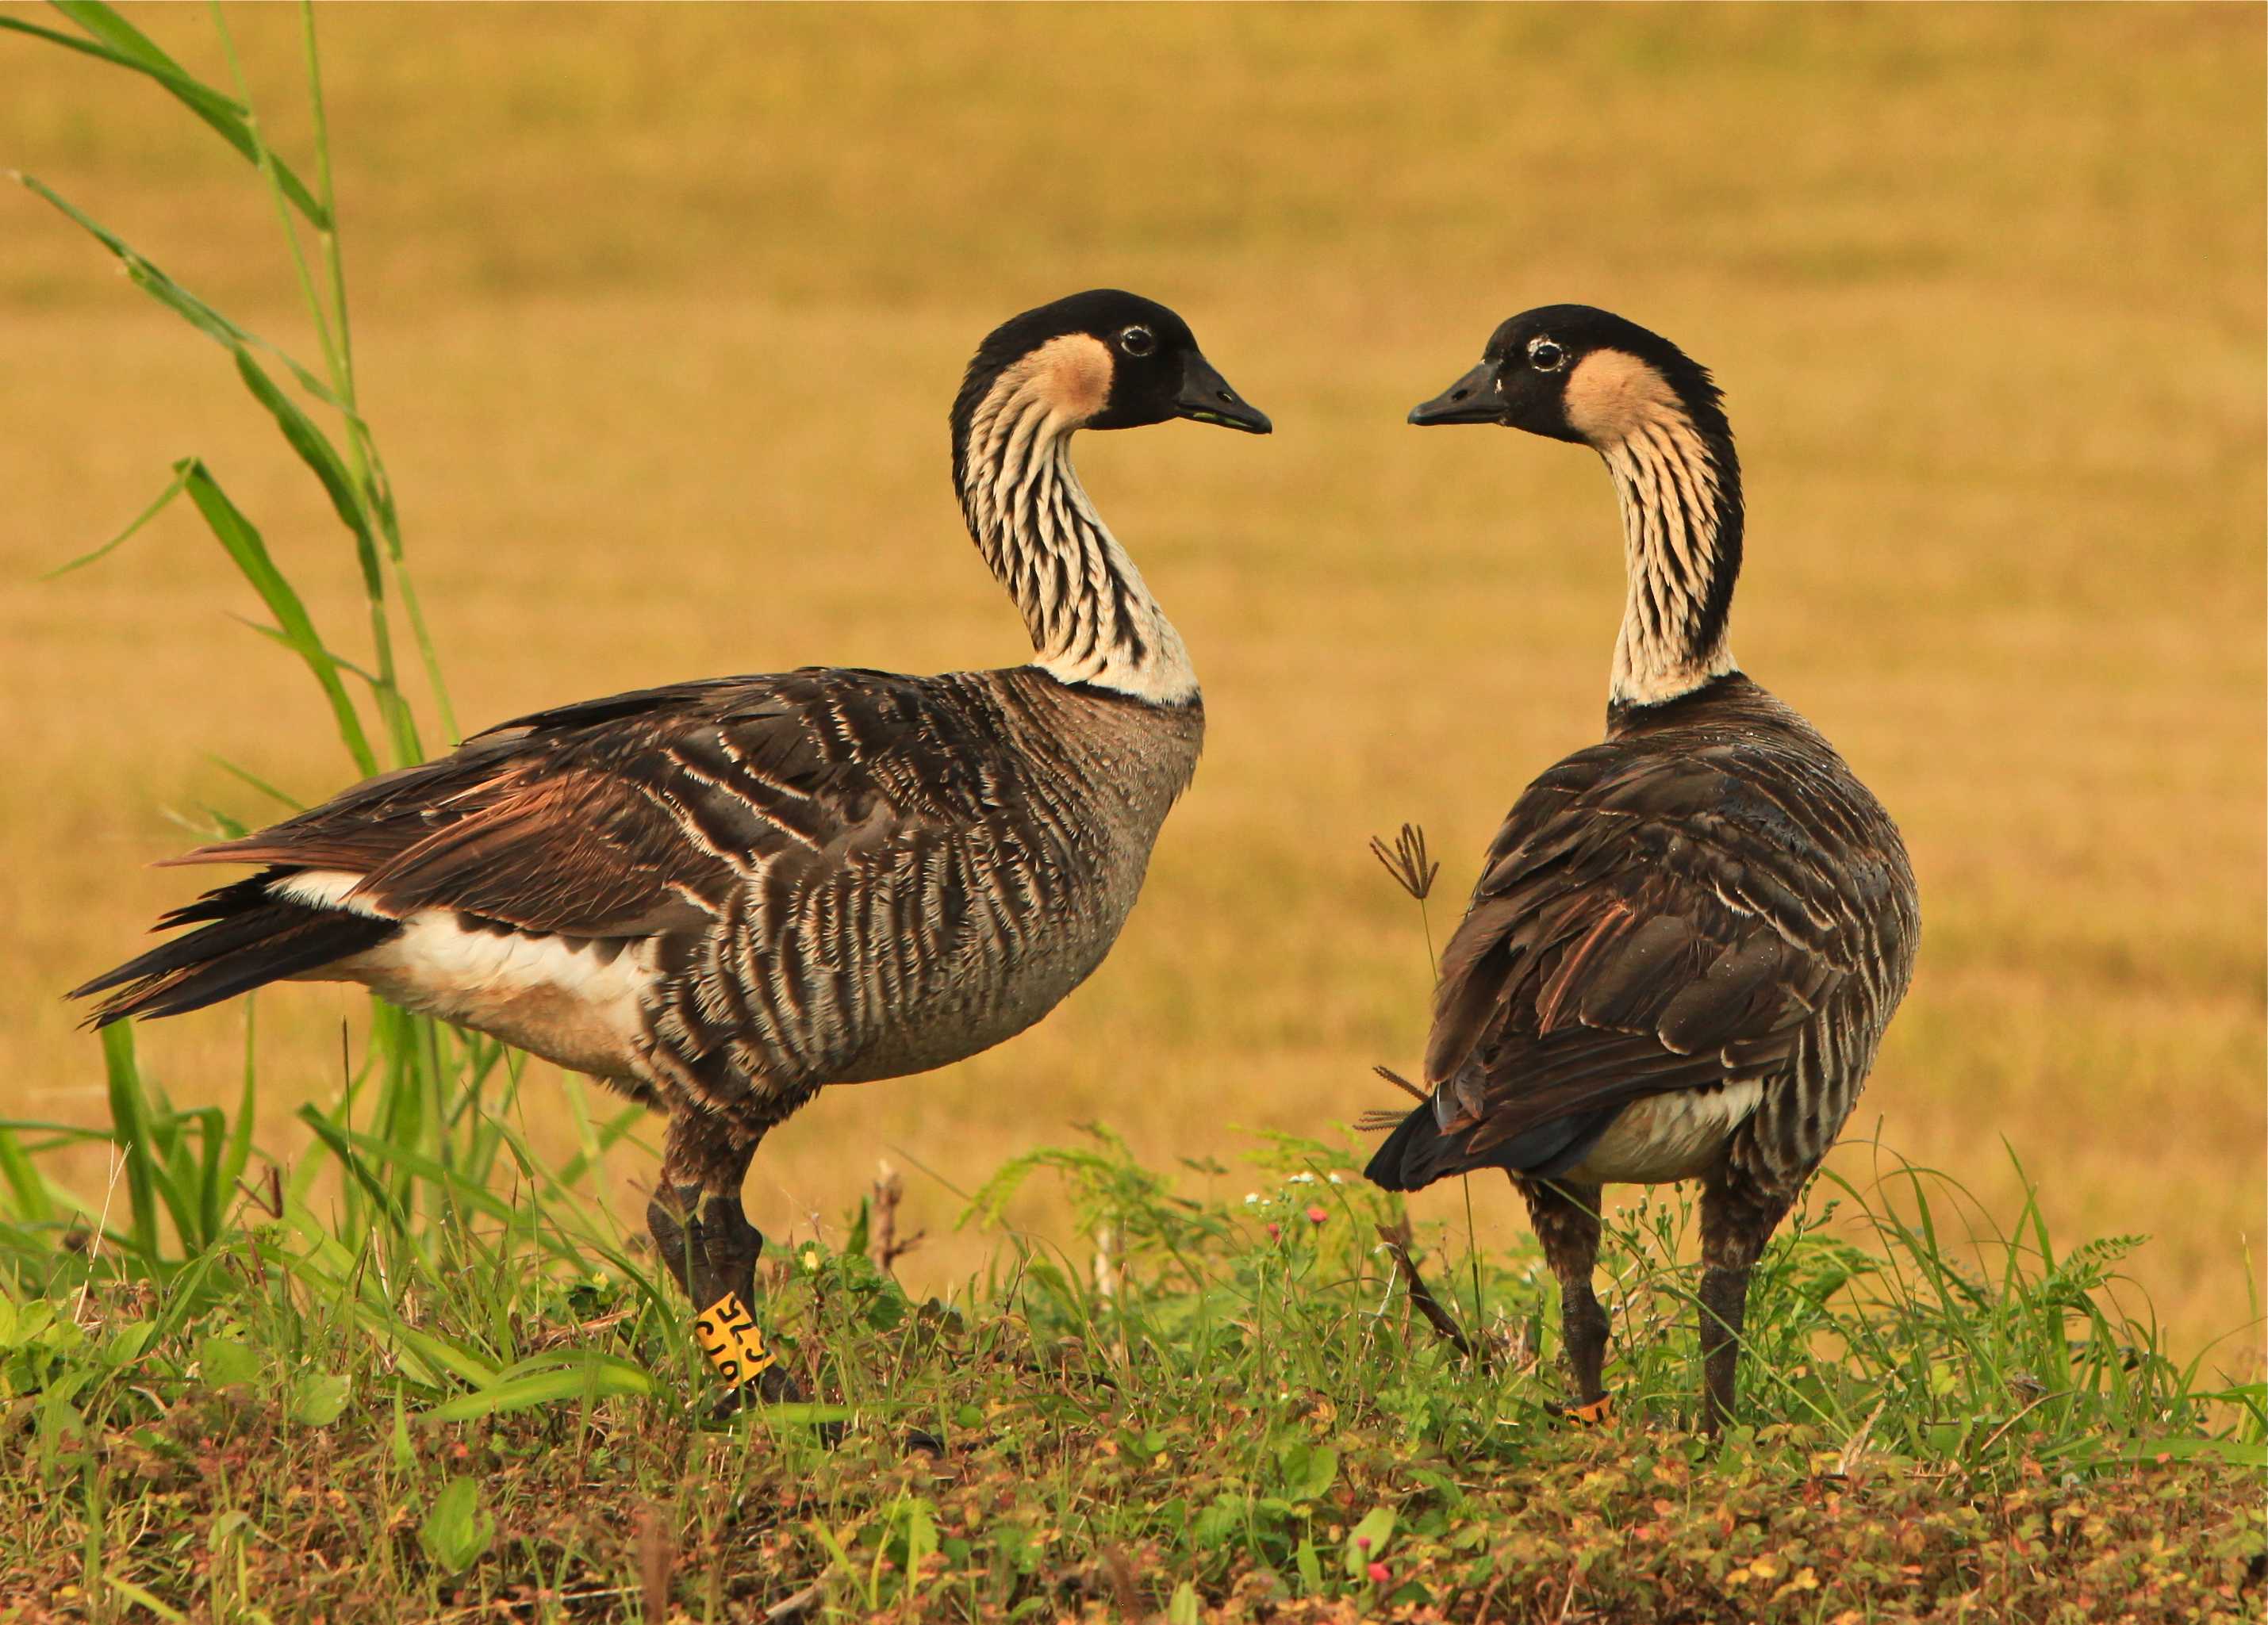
[
  {"left": 954, "top": 336, "right": 1197, "bottom": 707},
  {"left": 1566, "top": 350, "right": 1746, "bottom": 711}
]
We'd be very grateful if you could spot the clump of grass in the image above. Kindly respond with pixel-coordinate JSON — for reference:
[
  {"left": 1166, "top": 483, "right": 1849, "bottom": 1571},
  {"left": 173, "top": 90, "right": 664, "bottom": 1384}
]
[
  {"left": 1, "top": 5, "right": 2261, "bottom": 1617},
  {"left": 2, "top": 1095, "right": 2261, "bottom": 1615}
]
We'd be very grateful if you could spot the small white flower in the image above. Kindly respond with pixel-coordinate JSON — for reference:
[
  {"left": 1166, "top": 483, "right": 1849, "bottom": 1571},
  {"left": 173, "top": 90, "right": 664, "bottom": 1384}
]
[
  {"left": 1327, "top": 1172, "right": 1345, "bottom": 1185},
  {"left": 1243, "top": 1193, "right": 1261, "bottom": 1205},
  {"left": 1288, "top": 1171, "right": 1318, "bottom": 1185}
]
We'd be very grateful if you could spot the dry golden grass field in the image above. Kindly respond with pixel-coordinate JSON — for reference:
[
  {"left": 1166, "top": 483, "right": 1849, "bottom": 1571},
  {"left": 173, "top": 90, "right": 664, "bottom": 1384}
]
[{"left": 2, "top": 5, "right": 2260, "bottom": 1361}]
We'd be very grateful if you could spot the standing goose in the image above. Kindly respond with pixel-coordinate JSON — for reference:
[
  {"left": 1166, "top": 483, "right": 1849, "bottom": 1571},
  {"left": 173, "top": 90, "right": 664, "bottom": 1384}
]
[
  {"left": 1367, "top": 306, "right": 1917, "bottom": 1433},
  {"left": 73, "top": 289, "right": 1270, "bottom": 1401}
]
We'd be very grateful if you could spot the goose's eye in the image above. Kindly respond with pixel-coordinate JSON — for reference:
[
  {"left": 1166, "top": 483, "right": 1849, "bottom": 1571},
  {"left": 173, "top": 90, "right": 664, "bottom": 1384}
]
[
  {"left": 1528, "top": 338, "right": 1566, "bottom": 372},
  {"left": 1118, "top": 324, "right": 1156, "bottom": 358}
]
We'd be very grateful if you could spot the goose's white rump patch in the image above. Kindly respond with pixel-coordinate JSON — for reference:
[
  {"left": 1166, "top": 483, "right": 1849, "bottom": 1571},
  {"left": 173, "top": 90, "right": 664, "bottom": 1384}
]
[
  {"left": 1561, "top": 1079, "right": 1764, "bottom": 1184},
  {"left": 275, "top": 869, "right": 653, "bottom": 1079}
]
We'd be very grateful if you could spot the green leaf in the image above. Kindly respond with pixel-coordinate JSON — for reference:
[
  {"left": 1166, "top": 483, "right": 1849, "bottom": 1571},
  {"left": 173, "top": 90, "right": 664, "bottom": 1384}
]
[
  {"left": 212, "top": 1004, "right": 261, "bottom": 1245},
  {"left": 424, "top": 1354, "right": 656, "bottom": 1422},
  {"left": 2098, "top": 1437, "right": 2268, "bottom": 1470},
  {"left": 807, "top": 1517, "right": 858, "bottom": 1580},
  {"left": 0, "top": 1125, "right": 56, "bottom": 1226},
  {"left": 0, "top": 3, "right": 329, "bottom": 227},
  {"left": 11, "top": 174, "right": 344, "bottom": 409},
  {"left": 419, "top": 1476, "right": 493, "bottom": 1575},
  {"left": 102, "top": 1577, "right": 186, "bottom": 1625},
  {"left": 1192, "top": 1493, "right": 1246, "bottom": 1550},
  {"left": 1276, "top": 1439, "right": 1339, "bottom": 1503},
  {"left": 208, "top": 1510, "right": 252, "bottom": 1547},
  {"left": 99, "top": 1022, "right": 162, "bottom": 1265},
  {"left": 206, "top": 756, "right": 302, "bottom": 814},
  {"left": 390, "top": 1393, "right": 416, "bottom": 1474},
  {"left": 754, "top": 1402, "right": 859, "bottom": 1430},
  {"left": 229, "top": 349, "right": 382, "bottom": 596},
  {"left": 176, "top": 459, "right": 378, "bottom": 776},
  {"left": 346, "top": 1306, "right": 497, "bottom": 1391},
  {"left": 40, "top": 466, "right": 190, "bottom": 580},
  {"left": 1166, "top": 1581, "right": 1201, "bottom": 1625},
  {"left": 197, "top": 1335, "right": 263, "bottom": 1390},
  {"left": 1342, "top": 1506, "right": 1396, "bottom": 1579},
  {"left": 102, "top": 1320, "right": 155, "bottom": 1369},
  {"left": 897, "top": 1497, "right": 938, "bottom": 1590},
  {"left": 290, "top": 1371, "right": 351, "bottom": 1428},
  {"left": 38, "top": 1387, "right": 87, "bottom": 1450}
]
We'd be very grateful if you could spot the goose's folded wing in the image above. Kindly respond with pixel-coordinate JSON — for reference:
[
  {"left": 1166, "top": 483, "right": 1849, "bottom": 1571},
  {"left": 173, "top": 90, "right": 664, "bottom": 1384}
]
[
  {"left": 167, "top": 669, "right": 996, "bottom": 938},
  {"left": 1422, "top": 743, "right": 1849, "bottom": 1156}
]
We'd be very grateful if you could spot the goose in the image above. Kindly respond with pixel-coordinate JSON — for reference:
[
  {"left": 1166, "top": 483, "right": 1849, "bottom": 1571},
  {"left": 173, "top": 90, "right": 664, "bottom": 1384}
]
[
  {"left": 1366, "top": 306, "right": 1917, "bottom": 1434},
  {"left": 72, "top": 289, "right": 1271, "bottom": 1402}
]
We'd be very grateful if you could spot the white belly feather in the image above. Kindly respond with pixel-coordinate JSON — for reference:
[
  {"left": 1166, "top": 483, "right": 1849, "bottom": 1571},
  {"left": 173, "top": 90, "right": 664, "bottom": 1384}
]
[
  {"left": 274, "top": 869, "right": 654, "bottom": 1079},
  {"left": 1559, "top": 1079, "right": 1766, "bottom": 1184}
]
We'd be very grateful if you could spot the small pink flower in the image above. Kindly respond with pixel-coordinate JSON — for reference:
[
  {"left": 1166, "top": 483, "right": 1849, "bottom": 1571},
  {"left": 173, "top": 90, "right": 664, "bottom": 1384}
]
[
  {"left": 1306, "top": 1205, "right": 1328, "bottom": 1224},
  {"left": 1266, "top": 1223, "right": 1280, "bottom": 1240},
  {"left": 1367, "top": 1561, "right": 1391, "bottom": 1585},
  {"left": 1355, "top": 1535, "right": 1371, "bottom": 1551}
]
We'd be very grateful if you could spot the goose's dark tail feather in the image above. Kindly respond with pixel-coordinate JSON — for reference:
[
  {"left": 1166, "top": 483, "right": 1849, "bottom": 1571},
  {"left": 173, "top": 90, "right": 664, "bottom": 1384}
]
[
  {"left": 1363, "top": 1099, "right": 1615, "bottom": 1191},
  {"left": 68, "top": 872, "right": 399, "bottom": 1027}
]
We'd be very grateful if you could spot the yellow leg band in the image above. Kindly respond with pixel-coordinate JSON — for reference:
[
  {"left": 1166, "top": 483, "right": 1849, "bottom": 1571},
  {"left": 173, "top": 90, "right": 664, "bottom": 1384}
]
[
  {"left": 1568, "top": 1394, "right": 1615, "bottom": 1426},
  {"left": 693, "top": 1291, "right": 777, "bottom": 1389}
]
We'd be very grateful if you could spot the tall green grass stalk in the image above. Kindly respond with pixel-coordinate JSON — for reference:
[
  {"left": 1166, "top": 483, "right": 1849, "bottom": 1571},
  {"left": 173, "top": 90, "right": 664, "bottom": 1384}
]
[{"left": 0, "top": 0, "right": 649, "bottom": 1391}]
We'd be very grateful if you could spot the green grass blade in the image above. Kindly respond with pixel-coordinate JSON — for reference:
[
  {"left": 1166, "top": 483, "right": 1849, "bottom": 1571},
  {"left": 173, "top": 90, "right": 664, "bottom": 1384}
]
[
  {"left": 100, "top": 1576, "right": 186, "bottom": 1625},
  {"left": 39, "top": 466, "right": 190, "bottom": 581},
  {"left": 424, "top": 1353, "right": 658, "bottom": 1421},
  {"left": 230, "top": 618, "right": 382, "bottom": 690},
  {"left": 225, "top": 350, "right": 419, "bottom": 761},
  {"left": 294, "top": 1107, "right": 413, "bottom": 1240},
  {"left": 153, "top": 1106, "right": 222, "bottom": 1255},
  {"left": 10, "top": 173, "right": 347, "bottom": 411},
  {"left": 228, "top": 351, "right": 378, "bottom": 584},
  {"left": 190, "top": 1006, "right": 261, "bottom": 1249},
  {"left": 178, "top": 458, "right": 378, "bottom": 777},
  {"left": 554, "top": 1098, "right": 647, "bottom": 1192},
  {"left": 98, "top": 1024, "right": 162, "bottom": 1267},
  {"left": 21, "top": 2, "right": 330, "bottom": 227},
  {"left": 351, "top": 1303, "right": 499, "bottom": 1391},
  {"left": 0, "top": 1126, "right": 58, "bottom": 1226},
  {"left": 204, "top": 754, "right": 302, "bottom": 814}
]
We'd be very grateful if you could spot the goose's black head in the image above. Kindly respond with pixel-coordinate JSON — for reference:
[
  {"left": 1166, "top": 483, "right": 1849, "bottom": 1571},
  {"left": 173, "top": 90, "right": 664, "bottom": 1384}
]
[
  {"left": 953, "top": 289, "right": 1270, "bottom": 469},
  {"left": 1409, "top": 305, "right": 1728, "bottom": 449}
]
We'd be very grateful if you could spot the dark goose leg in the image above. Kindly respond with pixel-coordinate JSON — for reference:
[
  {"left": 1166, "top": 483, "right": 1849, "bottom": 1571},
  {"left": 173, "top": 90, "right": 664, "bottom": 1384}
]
[
  {"left": 1697, "top": 1171, "right": 1796, "bottom": 1435},
  {"left": 648, "top": 1117, "right": 803, "bottom": 1405},
  {"left": 1518, "top": 1176, "right": 1612, "bottom": 1421}
]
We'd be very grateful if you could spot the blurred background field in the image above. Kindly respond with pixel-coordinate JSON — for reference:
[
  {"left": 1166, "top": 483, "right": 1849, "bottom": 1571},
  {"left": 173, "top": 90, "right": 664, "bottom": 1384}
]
[{"left": 1, "top": 4, "right": 2258, "bottom": 1359}]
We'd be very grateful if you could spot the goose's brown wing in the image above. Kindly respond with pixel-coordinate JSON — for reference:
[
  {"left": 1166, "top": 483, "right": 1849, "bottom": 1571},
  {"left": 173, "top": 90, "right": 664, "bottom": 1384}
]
[
  {"left": 170, "top": 668, "right": 995, "bottom": 938},
  {"left": 1418, "top": 740, "right": 1848, "bottom": 1163}
]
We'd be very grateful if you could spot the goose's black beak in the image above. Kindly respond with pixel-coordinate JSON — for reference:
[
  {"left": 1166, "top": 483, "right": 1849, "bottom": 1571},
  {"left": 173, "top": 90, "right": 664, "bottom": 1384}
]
[
  {"left": 1174, "top": 354, "right": 1272, "bottom": 434},
  {"left": 1409, "top": 359, "right": 1505, "bottom": 426}
]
